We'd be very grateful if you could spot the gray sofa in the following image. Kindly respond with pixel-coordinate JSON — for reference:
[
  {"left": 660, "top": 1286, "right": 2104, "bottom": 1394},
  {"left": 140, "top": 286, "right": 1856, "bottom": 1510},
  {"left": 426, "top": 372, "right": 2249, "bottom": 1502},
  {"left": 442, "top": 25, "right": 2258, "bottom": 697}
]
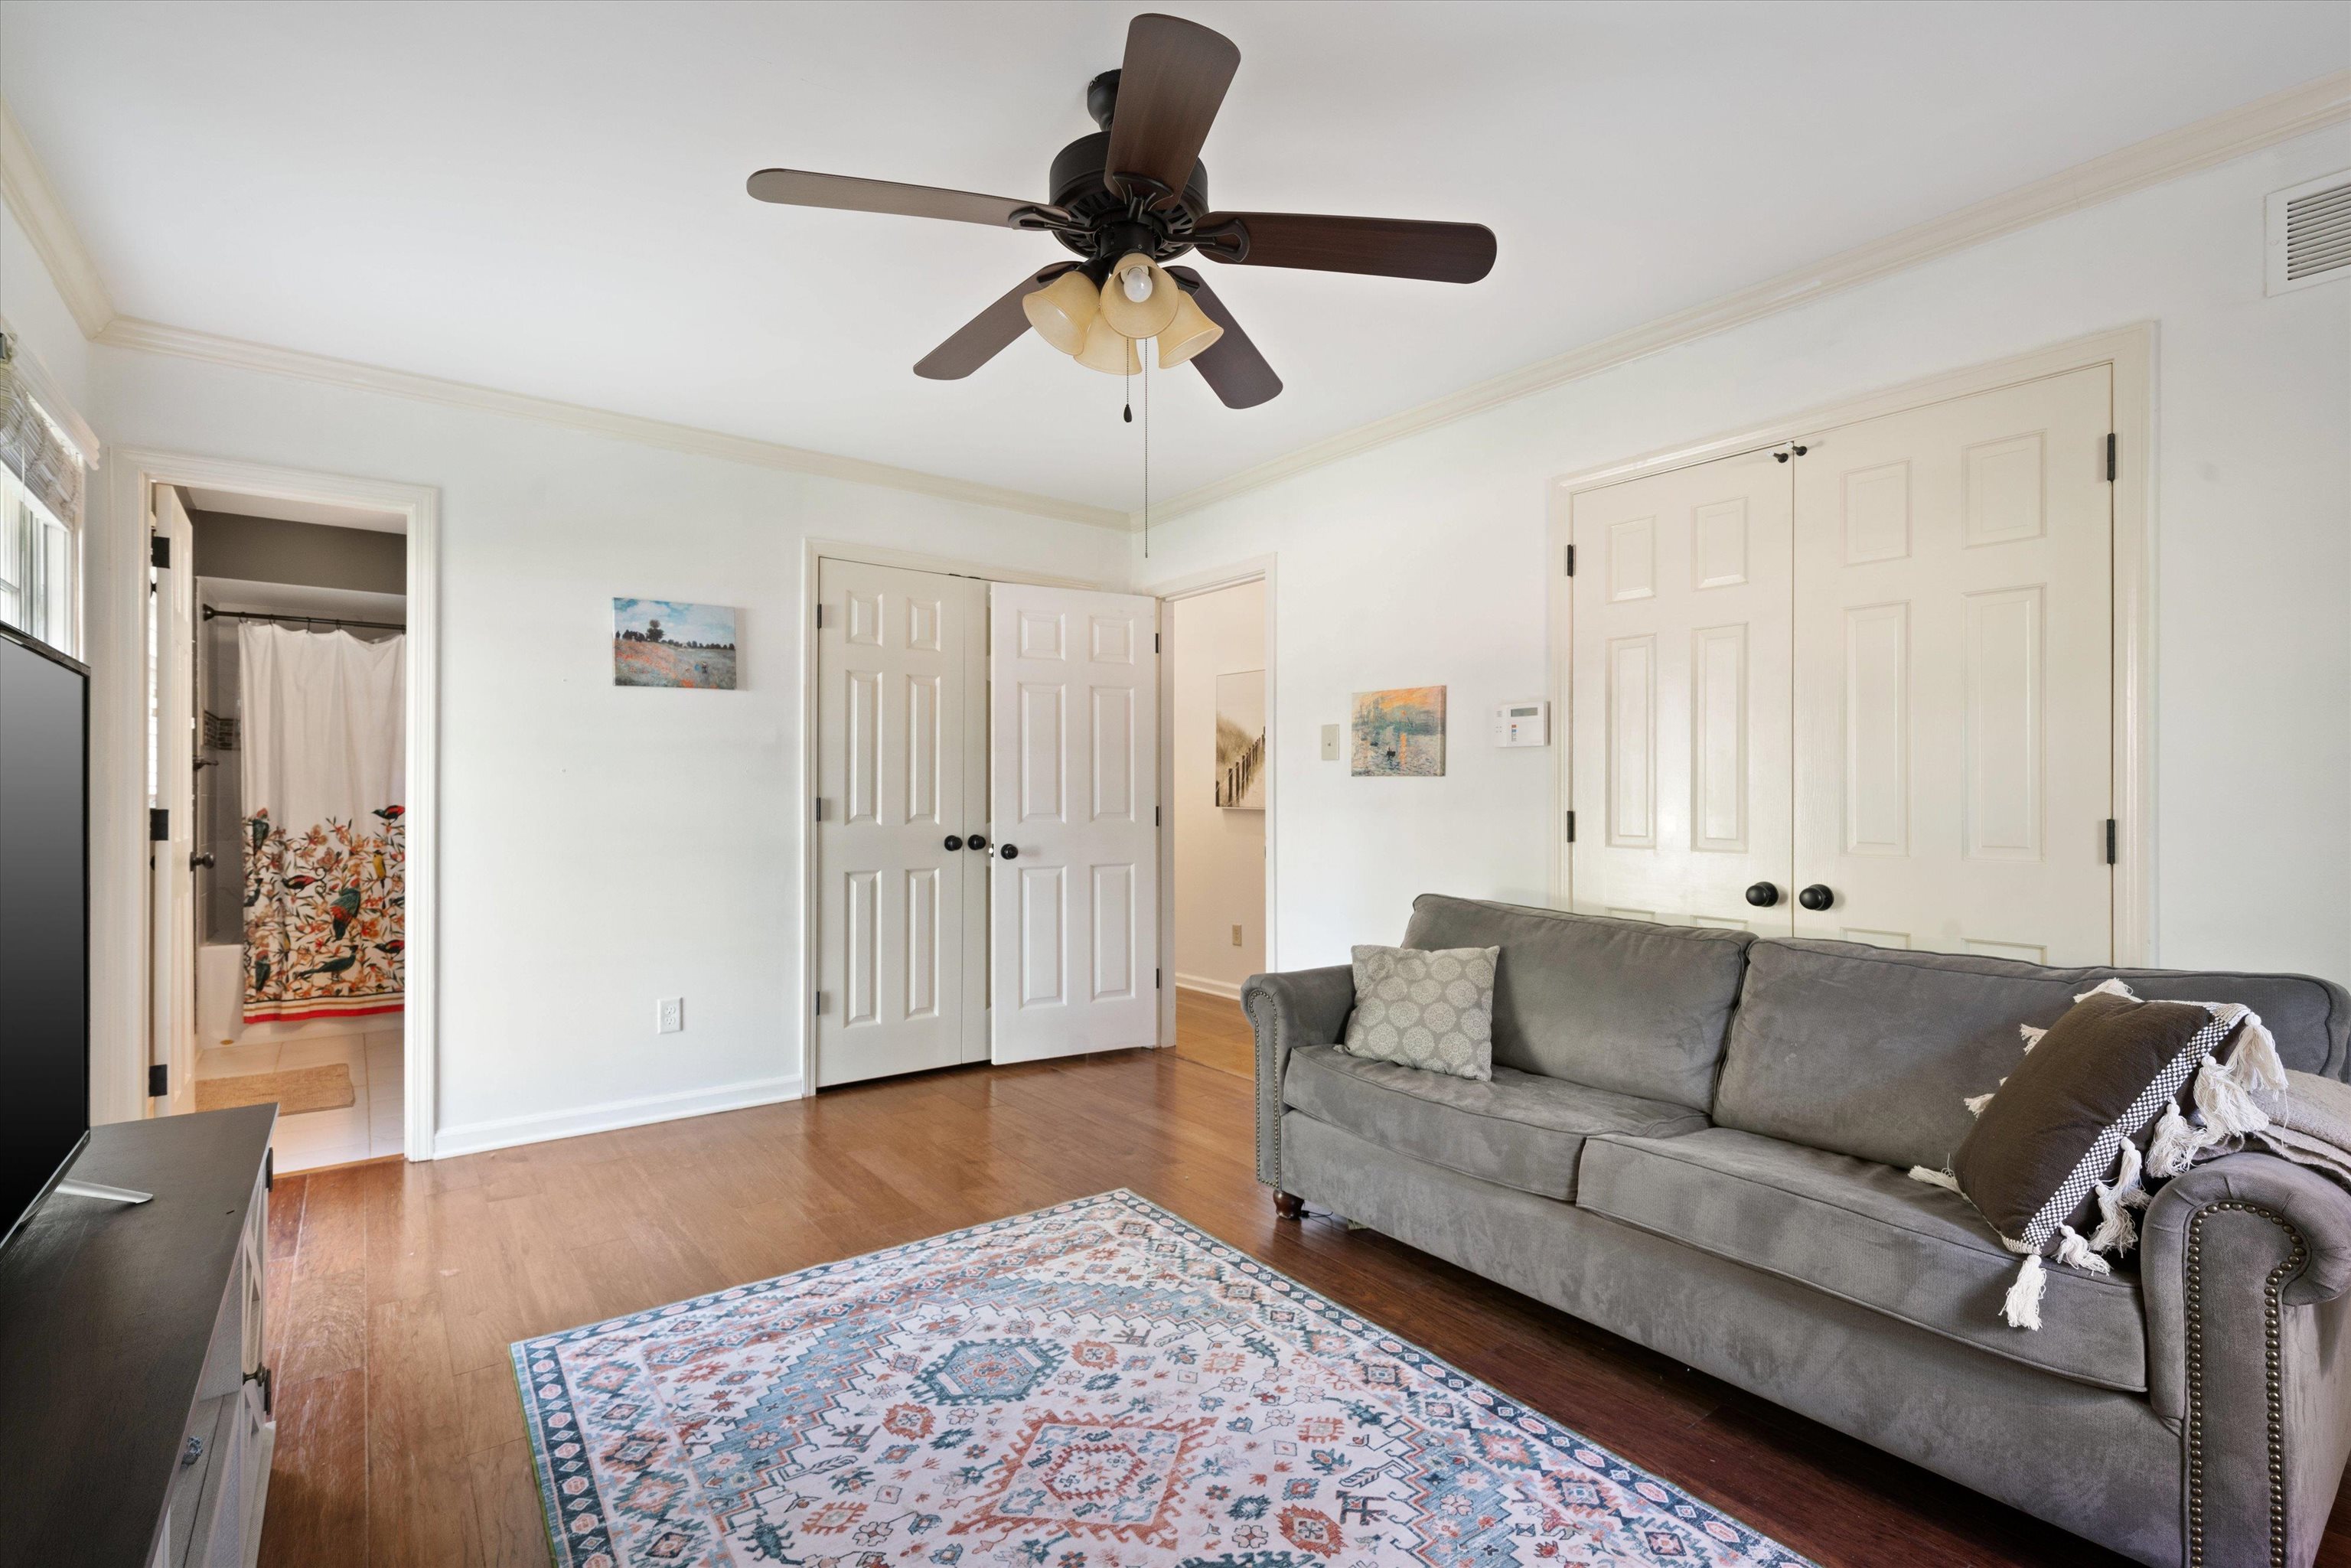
[{"left": 1243, "top": 894, "right": 2351, "bottom": 1568}]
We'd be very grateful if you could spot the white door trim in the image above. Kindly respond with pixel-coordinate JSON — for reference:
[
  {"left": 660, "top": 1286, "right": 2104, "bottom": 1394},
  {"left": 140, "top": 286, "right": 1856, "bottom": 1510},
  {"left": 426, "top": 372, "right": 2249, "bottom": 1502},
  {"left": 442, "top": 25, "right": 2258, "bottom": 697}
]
[
  {"left": 794, "top": 538, "right": 1126, "bottom": 1094},
  {"left": 1135, "top": 554, "right": 1279, "bottom": 1048},
  {"left": 93, "top": 450, "right": 440, "bottom": 1150},
  {"left": 1544, "top": 323, "right": 2156, "bottom": 964}
]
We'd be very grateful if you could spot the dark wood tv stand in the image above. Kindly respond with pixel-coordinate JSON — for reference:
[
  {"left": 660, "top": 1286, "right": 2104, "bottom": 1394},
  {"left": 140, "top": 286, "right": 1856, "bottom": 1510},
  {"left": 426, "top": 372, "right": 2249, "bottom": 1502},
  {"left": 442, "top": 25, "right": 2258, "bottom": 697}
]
[{"left": 0, "top": 1105, "right": 276, "bottom": 1566}]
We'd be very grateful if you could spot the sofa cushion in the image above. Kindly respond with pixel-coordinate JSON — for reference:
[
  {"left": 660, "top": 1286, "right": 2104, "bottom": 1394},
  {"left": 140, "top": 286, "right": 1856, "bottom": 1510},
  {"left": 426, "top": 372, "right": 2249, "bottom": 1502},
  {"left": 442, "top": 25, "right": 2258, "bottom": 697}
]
[
  {"left": 1713, "top": 940, "right": 2351, "bottom": 1172},
  {"left": 1577, "top": 1126, "right": 2147, "bottom": 1390},
  {"left": 1342, "top": 944, "right": 1500, "bottom": 1079},
  {"left": 1399, "top": 895, "right": 1753, "bottom": 1108},
  {"left": 1282, "top": 1043, "right": 1707, "bottom": 1201}
]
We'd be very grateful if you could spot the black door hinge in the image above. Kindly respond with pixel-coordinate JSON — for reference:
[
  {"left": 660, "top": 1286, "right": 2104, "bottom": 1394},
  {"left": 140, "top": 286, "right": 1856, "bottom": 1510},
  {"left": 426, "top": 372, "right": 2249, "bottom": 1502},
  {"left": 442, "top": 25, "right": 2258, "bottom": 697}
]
[
  {"left": 814, "top": 990, "right": 827, "bottom": 1016},
  {"left": 814, "top": 602, "right": 825, "bottom": 630},
  {"left": 150, "top": 535, "right": 171, "bottom": 569},
  {"left": 2105, "top": 433, "right": 2117, "bottom": 482},
  {"left": 813, "top": 797, "right": 824, "bottom": 822},
  {"left": 1563, "top": 544, "right": 1577, "bottom": 577},
  {"left": 1153, "top": 806, "right": 1160, "bottom": 826},
  {"left": 2105, "top": 818, "right": 2118, "bottom": 865},
  {"left": 1564, "top": 810, "right": 1577, "bottom": 843},
  {"left": 1153, "top": 632, "right": 1160, "bottom": 653},
  {"left": 149, "top": 807, "right": 169, "bottom": 842},
  {"left": 264, "top": 1147, "right": 273, "bottom": 1191},
  {"left": 148, "top": 1063, "right": 168, "bottom": 1097},
  {"left": 1155, "top": 968, "right": 1162, "bottom": 989}
]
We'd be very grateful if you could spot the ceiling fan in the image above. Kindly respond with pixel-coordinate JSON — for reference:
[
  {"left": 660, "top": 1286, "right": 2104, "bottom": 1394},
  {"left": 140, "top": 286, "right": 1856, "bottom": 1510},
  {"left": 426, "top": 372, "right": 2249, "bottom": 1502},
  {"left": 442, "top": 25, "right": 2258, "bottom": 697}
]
[{"left": 746, "top": 12, "right": 1496, "bottom": 409}]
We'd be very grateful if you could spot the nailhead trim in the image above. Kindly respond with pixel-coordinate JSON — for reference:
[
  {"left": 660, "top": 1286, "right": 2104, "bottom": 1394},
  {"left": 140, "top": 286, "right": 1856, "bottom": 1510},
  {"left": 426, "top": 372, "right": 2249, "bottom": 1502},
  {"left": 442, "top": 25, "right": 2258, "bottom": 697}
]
[{"left": 2183, "top": 1200, "right": 2305, "bottom": 1568}]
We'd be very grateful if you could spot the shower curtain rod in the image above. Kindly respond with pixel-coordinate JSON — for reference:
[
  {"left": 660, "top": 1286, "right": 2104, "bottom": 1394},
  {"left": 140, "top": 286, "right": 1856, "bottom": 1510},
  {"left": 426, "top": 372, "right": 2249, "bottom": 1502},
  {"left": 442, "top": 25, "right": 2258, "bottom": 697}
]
[{"left": 202, "top": 605, "right": 406, "bottom": 633}]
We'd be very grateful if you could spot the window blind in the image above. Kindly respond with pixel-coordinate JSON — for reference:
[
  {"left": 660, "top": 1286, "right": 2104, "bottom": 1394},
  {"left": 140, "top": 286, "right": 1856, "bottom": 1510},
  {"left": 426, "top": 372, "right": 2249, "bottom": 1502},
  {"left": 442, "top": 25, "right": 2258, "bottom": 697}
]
[{"left": 0, "top": 347, "right": 85, "bottom": 526}]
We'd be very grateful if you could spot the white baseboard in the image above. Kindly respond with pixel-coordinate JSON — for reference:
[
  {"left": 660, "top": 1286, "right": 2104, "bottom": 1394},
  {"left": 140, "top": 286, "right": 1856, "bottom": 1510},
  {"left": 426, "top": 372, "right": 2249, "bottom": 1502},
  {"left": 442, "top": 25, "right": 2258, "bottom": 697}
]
[
  {"left": 1173, "top": 973, "right": 1245, "bottom": 1000},
  {"left": 430, "top": 1073, "right": 804, "bottom": 1159}
]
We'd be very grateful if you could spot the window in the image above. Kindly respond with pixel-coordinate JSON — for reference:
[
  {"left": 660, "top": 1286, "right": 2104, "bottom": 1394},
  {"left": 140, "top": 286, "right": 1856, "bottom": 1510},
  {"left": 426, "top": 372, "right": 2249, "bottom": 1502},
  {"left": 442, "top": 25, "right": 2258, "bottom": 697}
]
[
  {"left": 0, "top": 336, "right": 90, "bottom": 656},
  {"left": 0, "top": 463, "right": 72, "bottom": 648}
]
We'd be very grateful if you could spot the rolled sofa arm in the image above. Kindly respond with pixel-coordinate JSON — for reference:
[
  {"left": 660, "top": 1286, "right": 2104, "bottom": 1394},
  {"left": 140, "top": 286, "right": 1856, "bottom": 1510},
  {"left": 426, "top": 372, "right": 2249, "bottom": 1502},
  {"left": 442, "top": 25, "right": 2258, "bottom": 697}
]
[
  {"left": 1240, "top": 966, "right": 1354, "bottom": 1189},
  {"left": 2141, "top": 1152, "right": 2351, "bottom": 1568}
]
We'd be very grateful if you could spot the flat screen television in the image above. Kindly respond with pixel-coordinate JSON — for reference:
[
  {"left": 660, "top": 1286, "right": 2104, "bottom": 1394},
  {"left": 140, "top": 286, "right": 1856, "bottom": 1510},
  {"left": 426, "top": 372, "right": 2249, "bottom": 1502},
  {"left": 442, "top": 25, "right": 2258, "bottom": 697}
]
[{"left": 0, "top": 621, "right": 90, "bottom": 1258}]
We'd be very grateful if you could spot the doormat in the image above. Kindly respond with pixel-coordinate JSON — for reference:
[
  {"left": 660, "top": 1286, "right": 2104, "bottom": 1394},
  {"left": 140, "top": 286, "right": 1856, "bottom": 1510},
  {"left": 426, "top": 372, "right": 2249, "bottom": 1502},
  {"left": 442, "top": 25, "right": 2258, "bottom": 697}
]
[
  {"left": 513, "top": 1189, "right": 1809, "bottom": 1567},
  {"left": 193, "top": 1062, "right": 357, "bottom": 1115}
]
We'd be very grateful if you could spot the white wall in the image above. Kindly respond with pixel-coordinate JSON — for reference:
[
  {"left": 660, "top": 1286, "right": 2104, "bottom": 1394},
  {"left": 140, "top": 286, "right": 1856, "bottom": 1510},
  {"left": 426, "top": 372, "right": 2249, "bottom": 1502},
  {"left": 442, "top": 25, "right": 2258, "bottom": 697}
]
[
  {"left": 1171, "top": 580, "right": 1266, "bottom": 995},
  {"left": 1137, "top": 126, "right": 2351, "bottom": 987},
  {"left": 88, "top": 347, "right": 1130, "bottom": 1149}
]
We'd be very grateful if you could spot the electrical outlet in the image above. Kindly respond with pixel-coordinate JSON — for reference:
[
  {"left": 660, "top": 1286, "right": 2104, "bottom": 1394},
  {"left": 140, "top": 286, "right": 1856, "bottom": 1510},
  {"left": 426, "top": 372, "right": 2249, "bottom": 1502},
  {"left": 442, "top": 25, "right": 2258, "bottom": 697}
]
[
  {"left": 1231, "top": 924, "right": 1244, "bottom": 947},
  {"left": 1320, "top": 723, "right": 1339, "bottom": 761},
  {"left": 657, "top": 997, "right": 684, "bottom": 1034}
]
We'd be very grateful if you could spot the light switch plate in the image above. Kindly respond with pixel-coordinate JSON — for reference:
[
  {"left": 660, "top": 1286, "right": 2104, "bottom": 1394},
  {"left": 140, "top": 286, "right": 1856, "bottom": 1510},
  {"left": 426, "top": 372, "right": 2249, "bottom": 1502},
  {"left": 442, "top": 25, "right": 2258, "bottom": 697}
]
[{"left": 1320, "top": 723, "right": 1339, "bottom": 761}]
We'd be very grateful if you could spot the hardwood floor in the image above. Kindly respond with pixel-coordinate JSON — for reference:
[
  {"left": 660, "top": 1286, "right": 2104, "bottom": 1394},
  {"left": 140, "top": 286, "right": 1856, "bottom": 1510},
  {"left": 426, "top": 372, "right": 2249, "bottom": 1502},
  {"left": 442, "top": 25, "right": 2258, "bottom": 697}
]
[
  {"left": 256, "top": 1047, "right": 2351, "bottom": 1568},
  {"left": 1172, "top": 984, "right": 1254, "bottom": 1077}
]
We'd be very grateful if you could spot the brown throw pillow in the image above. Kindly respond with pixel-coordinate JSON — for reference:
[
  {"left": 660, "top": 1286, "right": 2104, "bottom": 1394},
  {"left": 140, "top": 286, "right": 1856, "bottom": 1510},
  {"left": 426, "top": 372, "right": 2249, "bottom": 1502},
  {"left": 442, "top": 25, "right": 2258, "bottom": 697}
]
[{"left": 1914, "top": 979, "right": 2286, "bottom": 1330}]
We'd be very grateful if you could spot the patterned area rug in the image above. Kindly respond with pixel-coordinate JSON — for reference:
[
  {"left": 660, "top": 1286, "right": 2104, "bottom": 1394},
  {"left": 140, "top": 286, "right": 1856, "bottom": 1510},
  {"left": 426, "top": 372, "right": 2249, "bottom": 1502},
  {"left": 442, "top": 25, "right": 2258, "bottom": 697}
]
[{"left": 513, "top": 1191, "right": 1809, "bottom": 1568}]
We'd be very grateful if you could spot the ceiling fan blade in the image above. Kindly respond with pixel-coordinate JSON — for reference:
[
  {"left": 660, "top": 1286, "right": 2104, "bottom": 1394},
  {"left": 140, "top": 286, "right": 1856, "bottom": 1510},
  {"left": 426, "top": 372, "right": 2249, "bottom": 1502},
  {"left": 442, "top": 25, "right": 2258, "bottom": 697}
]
[
  {"left": 748, "top": 168, "right": 1037, "bottom": 228},
  {"left": 1165, "top": 267, "right": 1280, "bottom": 409},
  {"left": 914, "top": 267, "right": 1066, "bottom": 380},
  {"left": 1104, "top": 15, "right": 1240, "bottom": 203},
  {"left": 1195, "top": 212, "right": 1497, "bottom": 283}
]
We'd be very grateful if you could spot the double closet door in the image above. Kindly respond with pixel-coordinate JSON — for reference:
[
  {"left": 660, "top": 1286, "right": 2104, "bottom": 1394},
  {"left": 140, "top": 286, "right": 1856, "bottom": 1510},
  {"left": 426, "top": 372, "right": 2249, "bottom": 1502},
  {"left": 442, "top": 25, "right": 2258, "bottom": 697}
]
[
  {"left": 1567, "top": 363, "right": 2115, "bottom": 965},
  {"left": 812, "top": 559, "right": 1159, "bottom": 1087}
]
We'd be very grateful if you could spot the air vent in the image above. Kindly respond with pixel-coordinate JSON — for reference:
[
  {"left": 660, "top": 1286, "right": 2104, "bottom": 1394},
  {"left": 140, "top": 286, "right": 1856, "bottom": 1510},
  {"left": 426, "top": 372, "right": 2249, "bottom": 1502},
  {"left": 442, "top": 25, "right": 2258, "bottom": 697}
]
[{"left": 2267, "top": 170, "right": 2351, "bottom": 296}]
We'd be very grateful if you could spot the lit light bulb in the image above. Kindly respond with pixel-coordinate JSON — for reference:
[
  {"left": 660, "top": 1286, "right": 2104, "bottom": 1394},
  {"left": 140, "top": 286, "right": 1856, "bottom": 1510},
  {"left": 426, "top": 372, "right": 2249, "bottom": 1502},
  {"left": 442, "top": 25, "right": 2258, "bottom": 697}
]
[{"left": 1097, "top": 252, "right": 1182, "bottom": 338}]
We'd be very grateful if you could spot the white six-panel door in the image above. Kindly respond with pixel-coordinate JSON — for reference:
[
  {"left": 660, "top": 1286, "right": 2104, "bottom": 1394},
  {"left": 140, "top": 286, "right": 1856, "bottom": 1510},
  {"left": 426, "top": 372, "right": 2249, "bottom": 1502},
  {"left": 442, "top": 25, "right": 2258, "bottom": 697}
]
[
  {"left": 814, "top": 559, "right": 990, "bottom": 1087},
  {"left": 152, "top": 484, "right": 199, "bottom": 1114},
  {"left": 989, "top": 583, "right": 1160, "bottom": 1064},
  {"left": 1566, "top": 365, "right": 2115, "bottom": 964},
  {"left": 1792, "top": 364, "right": 2113, "bottom": 963},
  {"left": 1570, "top": 447, "right": 1795, "bottom": 932}
]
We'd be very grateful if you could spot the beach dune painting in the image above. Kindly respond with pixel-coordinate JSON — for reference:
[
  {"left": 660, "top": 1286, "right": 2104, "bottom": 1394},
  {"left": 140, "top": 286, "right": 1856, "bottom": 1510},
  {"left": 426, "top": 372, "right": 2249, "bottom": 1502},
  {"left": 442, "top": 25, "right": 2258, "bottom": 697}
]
[
  {"left": 614, "top": 598, "right": 739, "bottom": 689},
  {"left": 1352, "top": 686, "right": 1446, "bottom": 777}
]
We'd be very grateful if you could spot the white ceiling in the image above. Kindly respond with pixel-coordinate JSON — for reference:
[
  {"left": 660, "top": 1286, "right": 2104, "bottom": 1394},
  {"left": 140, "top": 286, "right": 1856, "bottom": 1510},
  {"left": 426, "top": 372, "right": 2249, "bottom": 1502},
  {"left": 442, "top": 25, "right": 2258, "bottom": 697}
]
[{"left": 5, "top": 2, "right": 2345, "bottom": 513}]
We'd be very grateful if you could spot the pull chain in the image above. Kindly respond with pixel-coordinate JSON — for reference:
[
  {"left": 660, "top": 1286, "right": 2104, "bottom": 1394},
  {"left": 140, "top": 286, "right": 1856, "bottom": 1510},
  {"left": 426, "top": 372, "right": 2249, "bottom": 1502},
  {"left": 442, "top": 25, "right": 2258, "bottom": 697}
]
[
  {"left": 1143, "top": 350, "right": 1151, "bottom": 558},
  {"left": 1133, "top": 354, "right": 1142, "bottom": 557},
  {"left": 1123, "top": 354, "right": 1133, "bottom": 424}
]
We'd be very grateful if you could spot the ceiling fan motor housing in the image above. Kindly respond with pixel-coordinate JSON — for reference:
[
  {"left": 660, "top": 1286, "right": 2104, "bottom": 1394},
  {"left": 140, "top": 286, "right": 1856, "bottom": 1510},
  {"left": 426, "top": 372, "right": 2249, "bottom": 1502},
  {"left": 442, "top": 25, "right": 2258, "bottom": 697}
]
[{"left": 1047, "top": 129, "right": 1211, "bottom": 262}]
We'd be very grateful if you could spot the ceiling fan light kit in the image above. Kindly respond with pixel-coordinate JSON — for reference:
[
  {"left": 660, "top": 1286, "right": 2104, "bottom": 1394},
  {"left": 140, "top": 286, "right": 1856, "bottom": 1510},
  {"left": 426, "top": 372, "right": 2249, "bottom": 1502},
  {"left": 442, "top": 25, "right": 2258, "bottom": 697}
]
[
  {"left": 1156, "top": 291, "right": 1223, "bottom": 369},
  {"left": 746, "top": 11, "right": 1496, "bottom": 409},
  {"left": 1021, "top": 267, "right": 1101, "bottom": 356},
  {"left": 1096, "top": 252, "right": 1182, "bottom": 338},
  {"left": 1075, "top": 312, "right": 1143, "bottom": 376}
]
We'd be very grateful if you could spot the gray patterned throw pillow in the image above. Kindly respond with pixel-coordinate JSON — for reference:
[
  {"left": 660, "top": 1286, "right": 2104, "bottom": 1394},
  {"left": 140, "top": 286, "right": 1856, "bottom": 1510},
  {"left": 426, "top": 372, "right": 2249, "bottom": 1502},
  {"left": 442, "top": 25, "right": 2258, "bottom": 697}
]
[{"left": 1342, "top": 944, "right": 1500, "bottom": 1081}]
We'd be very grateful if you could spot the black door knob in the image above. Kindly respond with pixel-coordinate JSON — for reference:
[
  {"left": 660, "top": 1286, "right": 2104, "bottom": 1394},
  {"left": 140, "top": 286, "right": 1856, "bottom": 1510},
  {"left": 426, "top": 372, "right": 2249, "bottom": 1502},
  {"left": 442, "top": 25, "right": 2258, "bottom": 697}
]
[
  {"left": 1743, "top": 882, "right": 1779, "bottom": 908},
  {"left": 965, "top": 833, "right": 987, "bottom": 852},
  {"left": 1798, "top": 884, "right": 1835, "bottom": 911},
  {"left": 999, "top": 843, "right": 1019, "bottom": 860},
  {"left": 943, "top": 835, "right": 964, "bottom": 852}
]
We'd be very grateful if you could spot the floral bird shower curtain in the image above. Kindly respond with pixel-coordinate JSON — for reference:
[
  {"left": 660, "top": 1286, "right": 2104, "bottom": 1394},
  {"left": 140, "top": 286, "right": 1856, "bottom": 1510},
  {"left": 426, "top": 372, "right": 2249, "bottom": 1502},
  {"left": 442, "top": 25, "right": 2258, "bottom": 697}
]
[{"left": 240, "top": 624, "right": 406, "bottom": 1022}]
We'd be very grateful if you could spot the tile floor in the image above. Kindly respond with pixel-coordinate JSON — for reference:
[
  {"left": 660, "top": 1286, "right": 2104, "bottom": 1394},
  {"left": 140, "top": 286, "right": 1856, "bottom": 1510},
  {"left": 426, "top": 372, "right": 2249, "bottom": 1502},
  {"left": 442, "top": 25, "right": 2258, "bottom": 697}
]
[{"left": 192, "top": 1023, "right": 405, "bottom": 1171}]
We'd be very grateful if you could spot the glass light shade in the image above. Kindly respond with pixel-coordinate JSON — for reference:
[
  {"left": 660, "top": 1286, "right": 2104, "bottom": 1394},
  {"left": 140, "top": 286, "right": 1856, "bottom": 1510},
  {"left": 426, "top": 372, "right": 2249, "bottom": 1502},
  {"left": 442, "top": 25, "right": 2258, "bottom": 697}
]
[
  {"left": 1021, "top": 270, "right": 1097, "bottom": 357},
  {"left": 1074, "top": 313, "right": 1141, "bottom": 375},
  {"left": 1097, "top": 253, "right": 1182, "bottom": 338},
  {"left": 1156, "top": 292, "right": 1224, "bottom": 368}
]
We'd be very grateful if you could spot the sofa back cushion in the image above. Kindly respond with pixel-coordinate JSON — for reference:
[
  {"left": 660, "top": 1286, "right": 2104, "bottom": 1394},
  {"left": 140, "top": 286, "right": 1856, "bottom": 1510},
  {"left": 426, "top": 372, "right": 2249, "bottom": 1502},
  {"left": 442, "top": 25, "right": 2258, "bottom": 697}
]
[
  {"left": 1398, "top": 895, "right": 1753, "bottom": 1108},
  {"left": 1713, "top": 939, "right": 2351, "bottom": 1171}
]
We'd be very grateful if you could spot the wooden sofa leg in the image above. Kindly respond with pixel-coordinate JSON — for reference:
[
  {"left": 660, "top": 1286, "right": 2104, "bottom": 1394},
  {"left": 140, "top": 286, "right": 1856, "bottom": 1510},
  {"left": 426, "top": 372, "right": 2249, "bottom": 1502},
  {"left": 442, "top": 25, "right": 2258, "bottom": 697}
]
[{"left": 1275, "top": 1192, "right": 1306, "bottom": 1221}]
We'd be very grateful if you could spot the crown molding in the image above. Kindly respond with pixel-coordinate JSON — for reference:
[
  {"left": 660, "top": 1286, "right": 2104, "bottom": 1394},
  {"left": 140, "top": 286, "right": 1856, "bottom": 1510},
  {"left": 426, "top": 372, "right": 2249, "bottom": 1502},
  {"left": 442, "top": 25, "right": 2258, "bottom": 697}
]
[
  {"left": 0, "top": 99, "right": 116, "bottom": 338},
  {"left": 93, "top": 317, "right": 1127, "bottom": 530},
  {"left": 1142, "top": 68, "right": 2351, "bottom": 526}
]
